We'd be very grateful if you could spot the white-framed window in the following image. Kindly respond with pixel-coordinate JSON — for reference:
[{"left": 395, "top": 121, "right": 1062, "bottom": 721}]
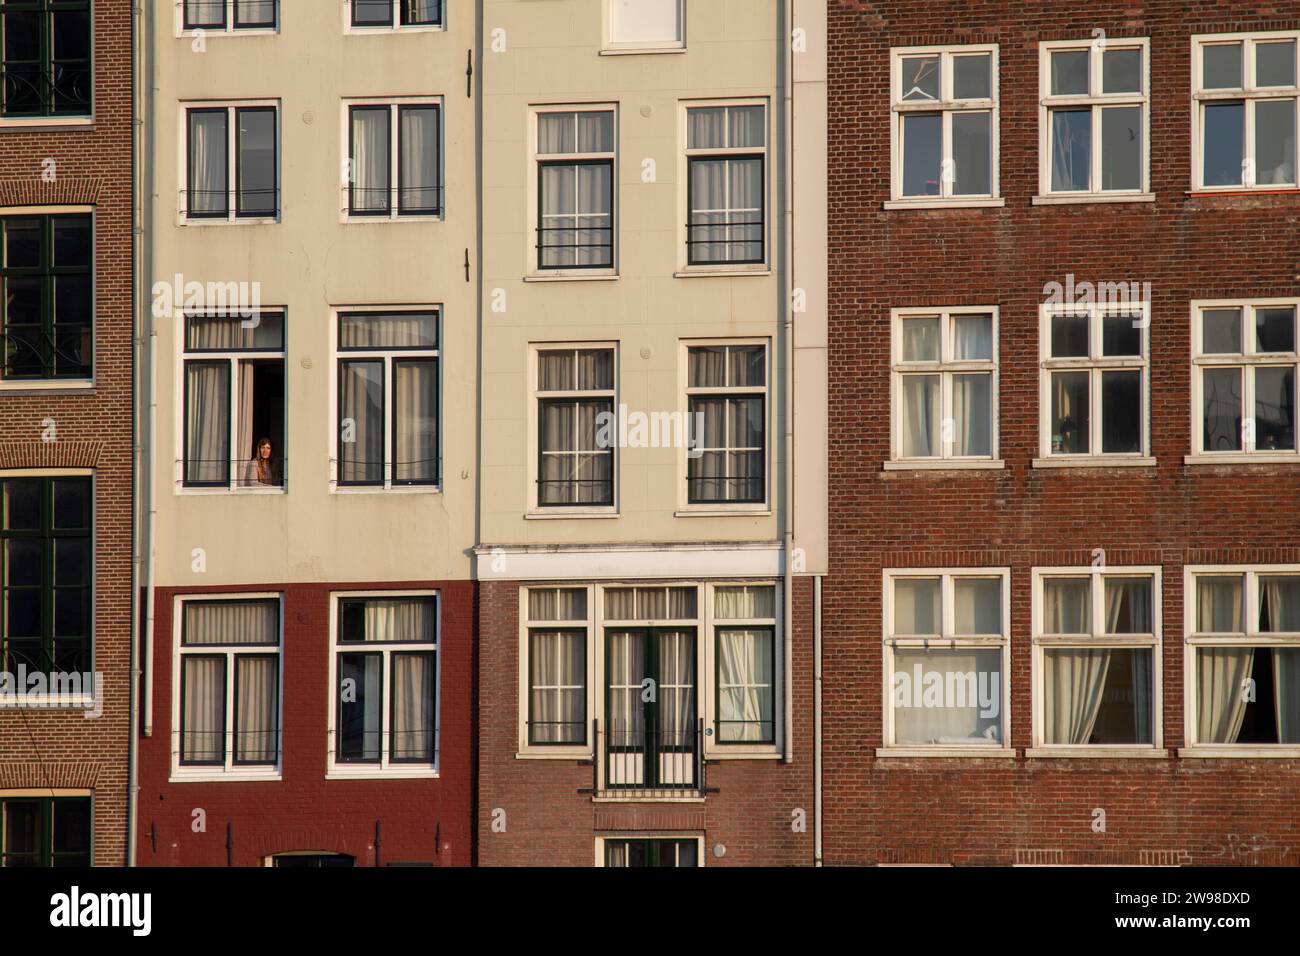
[
  {"left": 682, "top": 100, "right": 767, "bottom": 268},
  {"left": 172, "top": 596, "right": 282, "bottom": 781},
  {"left": 882, "top": 569, "right": 1011, "bottom": 754},
  {"left": 597, "top": 835, "right": 703, "bottom": 867},
  {"left": 346, "top": 0, "right": 442, "bottom": 31},
  {"left": 517, "top": 581, "right": 783, "bottom": 764},
  {"left": 531, "top": 344, "right": 617, "bottom": 511},
  {"left": 1192, "top": 32, "right": 1299, "bottom": 190},
  {"left": 180, "top": 311, "right": 286, "bottom": 493},
  {"left": 530, "top": 105, "right": 617, "bottom": 274},
  {"left": 889, "top": 45, "right": 999, "bottom": 204},
  {"left": 180, "top": 0, "right": 277, "bottom": 33},
  {"left": 1190, "top": 300, "right": 1297, "bottom": 459},
  {"left": 1038, "top": 38, "right": 1149, "bottom": 198},
  {"left": 330, "top": 308, "right": 440, "bottom": 491},
  {"left": 604, "top": 0, "right": 684, "bottom": 52},
  {"left": 891, "top": 308, "right": 998, "bottom": 463},
  {"left": 1039, "top": 301, "right": 1149, "bottom": 460},
  {"left": 342, "top": 98, "right": 442, "bottom": 220},
  {"left": 684, "top": 341, "right": 768, "bottom": 507},
  {"left": 1185, "top": 567, "right": 1300, "bottom": 751},
  {"left": 181, "top": 101, "right": 279, "bottom": 223},
  {"left": 327, "top": 591, "right": 440, "bottom": 778},
  {"left": 1031, "top": 568, "right": 1161, "bottom": 750}
]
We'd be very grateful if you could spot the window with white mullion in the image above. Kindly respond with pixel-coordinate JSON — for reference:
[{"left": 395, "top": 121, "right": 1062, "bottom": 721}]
[
  {"left": 686, "top": 343, "right": 767, "bottom": 504},
  {"left": 536, "top": 346, "right": 615, "bottom": 507}
]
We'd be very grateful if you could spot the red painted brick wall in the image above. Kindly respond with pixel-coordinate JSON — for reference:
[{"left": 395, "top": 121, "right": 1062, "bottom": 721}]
[
  {"left": 137, "top": 581, "right": 475, "bottom": 867},
  {"left": 0, "top": 1, "right": 133, "bottom": 866},
  {"left": 477, "top": 577, "right": 816, "bottom": 866},
  {"left": 827, "top": 0, "right": 1300, "bottom": 865}
]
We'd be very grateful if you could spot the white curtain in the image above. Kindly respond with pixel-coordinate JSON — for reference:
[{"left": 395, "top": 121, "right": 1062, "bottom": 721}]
[
  {"left": 184, "top": 600, "right": 277, "bottom": 645},
  {"left": 893, "top": 648, "right": 1001, "bottom": 744},
  {"left": 610, "top": 0, "right": 681, "bottom": 45},
  {"left": 351, "top": 108, "right": 389, "bottom": 213},
  {"left": 362, "top": 598, "right": 434, "bottom": 643},
  {"left": 900, "top": 375, "right": 938, "bottom": 457},
  {"left": 237, "top": 360, "right": 255, "bottom": 479},
  {"left": 340, "top": 312, "right": 437, "bottom": 349},
  {"left": 953, "top": 579, "right": 999, "bottom": 634},
  {"left": 185, "top": 363, "right": 230, "bottom": 484},
  {"left": 529, "top": 630, "right": 585, "bottom": 743},
  {"left": 893, "top": 578, "right": 939, "bottom": 635},
  {"left": 953, "top": 314, "right": 993, "bottom": 360},
  {"left": 189, "top": 110, "right": 227, "bottom": 215},
  {"left": 1274, "top": 649, "right": 1300, "bottom": 744},
  {"left": 1105, "top": 577, "right": 1151, "bottom": 633},
  {"left": 403, "top": 0, "right": 439, "bottom": 24},
  {"left": 182, "top": 657, "right": 224, "bottom": 762},
  {"left": 392, "top": 654, "right": 435, "bottom": 760},
  {"left": 607, "top": 631, "right": 645, "bottom": 749},
  {"left": 1044, "top": 578, "right": 1090, "bottom": 634},
  {"left": 235, "top": 656, "right": 277, "bottom": 762},
  {"left": 1044, "top": 648, "right": 1111, "bottom": 744},
  {"left": 658, "top": 630, "right": 696, "bottom": 749},
  {"left": 952, "top": 373, "right": 991, "bottom": 456},
  {"left": 1197, "top": 648, "right": 1254, "bottom": 744},
  {"left": 537, "top": 113, "right": 572, "bottom": 154},
  {"left": 187, "top": 314, "right": 282, "bottom": 350},
  {"left": 1198, "top": 576, "right": 1244, "bottom": 632},
  {"left": 394, "top": 360, "right": 437, "bottom": 483},
  {"left": 528, "top": 588, "right": 586, "bottom": 622},
  {"left": 715, "top": 586, "right": 776, "bottom": 619},
  {"left": 235, "top": 0, "right": 276, "bottom": 23},
  {"left": 399, "top": 106, "right": 439, "bottom": 213},
  {"left": 901, "top": 318, "right": 939, "bottom": 361},
  {"left": 718, "top": 628, "right": 773, "bottom": 741},
  {"left": 340, "top": 361, "right": 383, "bottom": 483}
]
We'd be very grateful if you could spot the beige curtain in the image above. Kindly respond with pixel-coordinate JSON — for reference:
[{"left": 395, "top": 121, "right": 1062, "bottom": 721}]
[
  {"left": 528, "top": 588, "right": 587, "bottom": 622},
  {"left": 1044, "top": 578, "right": 1090, "bottom": 634},
  {"left": 900, "top": 374, "right": 938, "bottom": 457},
  {"left": 529, "top": 630, "right": 585, "bottom": 743},
  {"left": 715, "top": 586, "right": 776, "bottom": 619},
  {"left": 391, "top": 654, "right": 435, "bottom": 761},
  {"left": 1044, "top": 648, "right": 1111, "bottom": 744},
  {"left": 235, "top": 656, "right": 277, "bottom": 763},
  {"left": 182, "top": 657, "right": 224, "bottom": 762},
  {"left": 340, "top": 312, "right": 437, "bottom": 349},
  {"left": 893, "top": 578, "right": 940, "bottom": 635},
  {"left": 185, "top": 363, "right": 230, "bottom": 484},
  {"left": 1197, "top": 648, "right": 1254, "bottom": 744},
  {"left": 718, "top": 627, "right": 773, "bottom": 741},
  {"left": 362, "top": 598, "right": 434, "bottom": 643},
  {"left": 183, "top": 600, "right": 277, "bottom": 645}
]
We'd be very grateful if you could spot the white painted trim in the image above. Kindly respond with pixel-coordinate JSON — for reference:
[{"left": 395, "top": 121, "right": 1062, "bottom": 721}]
[
  {"left": 338, "top": 96, "right": 445, "bottom": 223},
  {"left": 601, "top": 0, "right": 686, "bottom": 53},
  {"left": 176, "top": 99, "right": 281, "bottom": 225},
  {"left": 341, "top": 0, "right": 446, "bottom": 35},
  {"left": 476, "top": 543, "right": 783, "bottom": 581},
  {"left": 594, "top": 833, "right": 705, "bottom": 867}
]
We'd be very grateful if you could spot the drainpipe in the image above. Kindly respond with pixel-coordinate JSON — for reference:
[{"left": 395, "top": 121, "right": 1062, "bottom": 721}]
[
  {"left": 142, "top": 0, "right": 158, "bottom": 747},
  {"left": 781, "top": 0, "right": 795, "bottom": 764},
  {"left": 814, "top": 575, "right": 823, "bottom": 865}
]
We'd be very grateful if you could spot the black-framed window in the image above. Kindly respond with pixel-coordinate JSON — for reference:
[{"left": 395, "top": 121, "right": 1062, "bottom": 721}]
[
  {"left": 351, "top": 0, "right": 442, "bottom": 28},
  {"left": 686, "top": 344, "right": 766, "bottom": 504},
  {"left": 335, "top": 595, "right": 438, "bottom": 766},
  {"left": 183, "top": 0, "right": 278, "bottom": 30},
  {"left": 536, "top": 109, "right": 615, "bottom": 270},
  {"left": 0, "top": 0, "right": 91, "bottom": 118},
  {"left": 1, "top": 477, "right": 91, "bottom": 676},
  {"left": 186, "top": 105, "right": 278, "bottom": 220},
  {"left": 604, "top": 838, "right": 698, "bottom": 867},
  {"left": 0, "top": 797, "right": 90, "bottom": 867},
  {"left": 526, "top": 587, "right": 588, "bottom": 746},
  {"left": 348, "top": 103, "right": 442, "bottom": 217},
  {"left": 178, "top": 598, "right": 281, "bottom": 768},
  {"left": 183, "top": 312, "right": 286, "bottom": 490},
  {"left": 0, "top": 214, "right": 92, "bottom": 381},
  {"left": 336, "top": 311, "right": 439, "bottom": 488},
  {"left": 686, "top": 104, "right": 766, "bottom": 265},
  {"left": 536, "top": 347, "right": 614, "bottom": 507},
  {"left": 714, "top": 585, "right": 777, "bottom": 744}
]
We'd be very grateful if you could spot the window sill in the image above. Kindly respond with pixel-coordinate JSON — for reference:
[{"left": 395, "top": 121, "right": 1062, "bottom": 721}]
[
  {"left": 1177, "top": 747, "right": 1300, "bottom": 759},
  {"left": 331, "top": 484, "right": 443, "bottom": 495},
  {"left": 1187, "top": 188, "right": 1300, "bottom": 197},
  {"left": 1025, "top": 747, "right": 1168, "bottom": 759},
  {"left": 0, "top": 380, "right": 94, "bottom": 394},
  {"left": 177, "top": 486, "right": 287, "bottom": 496},
  {"left": 1184, "top": 453, "right": 1300, "bottom": 466},
  {"left": 705, "top": 749, "right": 782, "bottom": 760},
  {"left": 342, "top": 213, "right": 444, "bottom": 224},
  {"left": 673, "top": 268, "right": 771, "bottom": 278},
  {"left": 599, "top": 46, "right": 687, "bottom": 56},
  {"left": 345, "top": 25, "right": 446, "bottom": 36},
  {"left": 325, "top": 768, "right": 440, "bottom": 780},
  {"left": 674, "top": 508, "right": 772, "bottom": 517},
  {"left": 883, "top": 459, "right": 1005, "bottom": 471},
  {"left": 523, "top": 272, "right": 618, "bottom": 283},
  {"left": 1032, "top": 456, "right": 1155, "bottom": 469},
  {"left": 1032, "top": 193, "right": 1155, "bottom": 205},
  {"left": 179, "top": 216, "right": 280, "bottom": 227},
  {"left": 883, "top": 198, "right": 1004, "bottom": 210},
  {"left": 515, "top": 750, "right": 592, "bottom": 760},
  {"left": 178, "top": 29, "right": 278, "bottom": 38},
  {"left": 0, "top": 116, "right": 94, "bottom": 131},
  {"left": 875, "top": 746, "right": 1014, "bottom": 759},
  {"left": 525, "top": 509, "right": 618, "bottom": 519},
  {"left": 591, "top": 795, "right": 706, "bottom": 804},
  {"left": 168, "top": 771, "right": 283, "bottom": 784}
]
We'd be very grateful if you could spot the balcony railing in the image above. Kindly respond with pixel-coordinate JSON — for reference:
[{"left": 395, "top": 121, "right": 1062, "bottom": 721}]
[
  {"left": 1, "top": 65, "right": 92, "bottom": 118},
  {"left": 581, "top": 718, "right": 717, "bottom": 800}
]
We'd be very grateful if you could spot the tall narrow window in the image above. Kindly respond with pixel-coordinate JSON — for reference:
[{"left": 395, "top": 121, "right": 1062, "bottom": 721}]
[
  {"left": 1194, "top": 34, "right": 1298, "bottom": 189},
  {"left": 0, "top": 214, "right": 92, "bottom": 381},
  {"left": 178, "top": 598, "right": 281, "bottom": 770},
  {"left": 535, "top": 347, "right": 615, "bottom": 507},
  {"left": 347, "top": 102, "right": 442, "bottom": 217},
  {"left": 333, "top": 595, "right": 439, "bottom": 768},
  {"left": 686, "top": 343, "right": 766, "bottom": 504},
  {"left": 183, "top": 1, "right": 278, "bottom": 30},
  {"left": 185, "top": 105, "right": 278, "bottom": 220},
  {"left": 714, "top": 585, "right": 776, "bottom": 743},
  {"left": 0, "top": 0, "right": 91, "bottom": 118},
  {"left": 1, "top": 477, "right": 91, "bottom": 676},
  {"left": 182, "top": 312, "right": 286, "bottom": 490},
  {"left": 1192, "top": 302, "right": 1298, "bottom": 457},
  {"left": 526, "top": 588, "right": 589, "bottom": 746},
  {"left": 336, "top": 310, "right": 440, "bottom": 488},
  {"left": 1040, "top": 39, "right": 1148, "bottom": 196},
  {"left": 0, "top": 797, "right": 91, "bottom": 867},
  {"left": 685, "top": 103, "right": 766, "bottom": 265},
  {"left": 891, "top": 46, "right": 998, "bottom": 202},
  {"left": 607, "top": 0, "right": 684, "bottom": 50},
  {"left": 351, "top": 0, "right": 442, "bottom": 28},
  {"left": 536, "top": 109, "right": 615, "bottom": 270}
]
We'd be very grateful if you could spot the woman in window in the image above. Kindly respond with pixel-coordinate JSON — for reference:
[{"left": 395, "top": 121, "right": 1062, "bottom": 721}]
[{"left": 241, "top": 437, "right": 278, "bottom": 487}]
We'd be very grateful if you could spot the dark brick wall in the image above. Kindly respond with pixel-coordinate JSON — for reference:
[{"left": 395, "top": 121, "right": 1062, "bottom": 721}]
[{"left": 827, "top": 0, "right": 1300, "bottom": 865}]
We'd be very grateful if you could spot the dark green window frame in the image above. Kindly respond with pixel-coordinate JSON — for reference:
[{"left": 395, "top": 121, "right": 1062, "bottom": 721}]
[
  {"left": 1, "top": 476, "right": 92, "bottom": 676},
  {"left": 1, "top": 213, "right": 93, "bottom": 381},
  {"left": 714, "top": 624, "right": 776, "bottom": 744},
  {"left": 0, "top": 796, "right": 91, "bottom": 867},
  {"left": 0, "top": 0, "right": 92, "bottom": 118}
]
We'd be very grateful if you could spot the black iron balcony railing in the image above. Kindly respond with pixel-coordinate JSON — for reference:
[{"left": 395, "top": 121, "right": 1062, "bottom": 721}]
[
  {"left": 537, "top": 477, "right": 613, "bottom": 507},
  {"left": 181, "top": 458, "right": 287, "bottom": 489},
  {"left": 536, "top": 224, "right": 614, "bottom": 270},
  {"left": 686, "top": 216, "right": 765, "bottom": 266},
  {"left": 348, "top": 184, "right": 444, "bottom": 217},
  {"left": 580, "top": 718, "right": 717, "bottom": 799},
  {"left": 1, "top": 328, "right": 93, "bottom": 380},
  {"left": 1, "top": 64, "right": 92, "bottom": 118}
]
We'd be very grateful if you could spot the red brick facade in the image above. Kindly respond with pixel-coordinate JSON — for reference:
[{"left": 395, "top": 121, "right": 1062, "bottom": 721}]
[
  {"left": 826, "top": 0, "right": 1300, "bottom": 865},
  {"left": 137, "top": 581, "right": 475, "bottom": 867},
  {"left": 0, "top": 1, "right": 134, "bottom": 866}
]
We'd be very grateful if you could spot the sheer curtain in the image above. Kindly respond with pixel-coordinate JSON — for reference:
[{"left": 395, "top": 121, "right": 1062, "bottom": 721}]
[
  {"left": 392, "top": 654, "right": 435, "bottom": 761},
  {"left": 607, "top": 631, "right": 646, "bottom": 762},
  {"left": 893, "top": 648, "right": 1001, "bottom": 744},
  {"left": 351, "top": 108, "right": 389, "bottom": 213},
  {"left": 235, "top": 657, "right": 277, "bottom": 763},
  {"left": 689, "top": 159, "right": 726, "bottom": 262},
  {"left": 341, "top": 312, "right": 437, "bottom": 349},
  {"left": 528, "top": 588, "right": 586, "bottom": 621},
  {"left": 184, "top": 600, "right": 277, "bottom": 644},
  {"left": 182, "top": 657, "right": 224, "bottom": 761},
  {"left": 1044, "top": 578, "right": 1090, "bottom": 633},
  {"left": 715, "top": 586, "right": 775, "bottom": 619},
  {"left": 1108, "top": 579, "right": 1153, "bottom": 743},
  {"left": 188, "top": 111, "right": 227, "bottom": 215},
  {"left": 237, "top": 360, "right": 254, "bottom": 479},
  {"left": 362, "top": 598, "right": 435, "bottom": 643},
  {"left": 576, "top": 164, "right": 612, "bottom": 266},
  {"left": 893, "top": 579, "right": 939, "bottom": 635},
  {"left": 900, "top": 375, "right": 937, "bottom": 457},
  {"left": 718, "top": 628, "right": 773, "bottom": 741},
  {"left": 1262, "top": 578, "right": 1300, "bottom": 743},
  {"left": 185, "top": 363, "right": 230, "bottom": 484},
  {"left": 340, "top": 361, "right": 383, "bottom": 482},
  {"left": 658, "top": 631, "right": 696, "bottom": 776},
  {"left": 399, "top": 106, "right": 439, "bottom": 213},
  {"left": 1197, "top": 648, "right": 1254, "bottom": 744},
  {"left": 530, "top": 631, "right": 584, "bottom": 743},
  {"left": 394, "top": 360, "right": 437, "bottom": 483},
  {"left": 952, "top": 373, "right": 991, "bottom": 456},
  {"left": 1044, "top": 649, "right": 1111, "bottom": 744}
]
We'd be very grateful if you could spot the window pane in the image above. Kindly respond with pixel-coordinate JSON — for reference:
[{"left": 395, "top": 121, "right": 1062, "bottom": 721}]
[
  {"left": 340, "top": 311, "right": 437, "bottom": 350},
  {"left": 1194, "top": 647, "right": 1255, "bottom": 743},
  {"left": 578, "top": 349, "right": 613, "bottom": 389},
  {"left": 528, "top": 588, "right": 587, "bottom": 621},
  {"left": 237, "top": 109, "right": 276, "bottom": 216},
  {"left": 350, "top": 107, "right": 390, "bottom": 214},
  {"left": 1050, "top": 50, "right": 1089, "bottom": 95},
  {"left": 186, "top": 0, "right": 225, "bottom": 28},
  {"left": 51, "top": 799, "right": 91, "bottom": 865},
  {"left": 951, "top": 112, "right": 991, "bottom": 195},
  {"left": 1256, "top": 307, "right": 1295, "bottom": 353},
  {"left": 901, "top": 113, "right": 942, "bottom": 196},
  {"left": 186, "top": 313, "right": 285, "bottom": 351},
  {"left": 1197, "top": 576, "right": 1244, "bottom": 632},
  {"left": 1202, "top": 308, "right": 1241, "bottom": 353},
  {"left": 537, "top": 113, "right": 574, "bottom": 154},
  {"left": 1043, "top": 578, "right": 1090, "bottom": 633},
  {"left": 188, "top": 111, "right": 228, "bottom": 215},
  {"left": 1260, "top": 576, "right": 1300, "bottom": 631},
  {"left": 529, "top": 630, "right": 585, "bottom": 744},
  {"left": 185, "top": 363, "right": 231, "bottom": 484},
  {"left": 53, "top": 216, "right": 91, "bottom": 268},
  {"left": 1104, "top": 578, "right": 1152, "bottom": 633},
  {"left": 353, "top": 0, "right": 392, "bottom": 26},
  {"left": 3, "top": 801, "right": 40, "bottom": 865},
  {"left": 1050, "top": 109, "right": 1091, "bottom": 191},
  {"left": 900, "top": 55, "right": 939, "bottom": 101},
  {"left": 1101, "top": 369, "right": 1141, "bottom": 454},
  {"left": 235, "top": 0, "right": 277, "bottom": 27},
  {"left": 727, "top": 345, "right": 765, "bottom": 388},
  {"left": 5, "top": 216, "right": 40, "bottom": 268},
  {"left": 1256, "top": 40, "right": 1296, "bottom": 87},
  {"left": 1202, "top": 367, "right": 1242, "bottom": 451},
  {"left": 1050, "top": 312, "right": 1089, "bottom": 357},
  {"left": 952, "top": 373, "right": 991, "bottom": 456},
  {"left": 339, "top": 360, "right": 384, "bottom": 483},
  {"left": 901, "top": 316, "right": 940, "bottom": 361},
  {"left": 1102, "top": 313, "right": 1142, "bottom": 356},
  {"left": 1102, "top": 48, "right": 1141, "bottom": 93},
  {"left": 893, "top": 579, "right": 939, "bottom": 635},
  {"left": 892, "top": 648, "right": 1002, "bottom": 745},
  {"left": 1202, "top": 43, "right": 1243, "bottom": 89},
  {"left": 1202, "top": 101, "right": 1245, "bottom": 186},
  {"left": 1051, "top": 370, "right": 1090, "bottom": 453},
  {"left": 1044, "top": 648, "right": 1152, "bottom": 745},
  {"left": 52, "top": 479, "right": 90, "bottom": 530},
  {"left": 952, "top": 314, "right": 992, "bottom": 361},
  {"left": 952, "top": 54, "right": 991, "bottom": 99},
  {"left": 182, "top": 657, "right": 226, "bottom": 763},
  {"left": 538, "top": 350, "right": 575, "bottom": 390},
  {"left": 391, "top": 653, "right": 436, "bottom": 761},
  {"left": 687, "top": 107, "right": 725, "bottom": 149},
  {"left": 393, "top": 360, "right": 438, "bottom": 483},
  {"left": 900, "top": 374, "right": 939, "bottom": 457},
  {"left": 340, "top": 597, "right": 435, "bottom": 643},
  {"left": 400, "top": 0, "right": 440, "bottom": 26},
  {"left": 718, "top": 628, "right": 774, "bottom": 742},
  {"left": 235, "top": 656, "right": 278, "bottom": 763},
  {"left": 338, "top": 654, "right": 382, "bottom": 761},
  {"left": 577, "top": 112, "right": 614, "bottom": 153},
  {"left": 729, "top": 106, "right": 765, "bottom": 148},
  {"left": 715, "top": 585, "right": 775, "bottom": 619},
  {"left": 609, "top": 0, "right": 681, "bottom": 46},
  {"left": 399, "top": 106, "right": 440, "bottom": 214},
  {"left": 954, "top": 578, "right": 1000, "bottom": 634},
  {"left": 183, "top": 600, "right": 278, "bottom": 645},
  {"left": 1101, "top": 106, "right": 1141, "bottom": 190},
  {"left": 1255, "top": 99, "right": 1296, "bottom": 186},
  {"left": 1255, "top": 366, "right": 1295, "bottom": 451}
]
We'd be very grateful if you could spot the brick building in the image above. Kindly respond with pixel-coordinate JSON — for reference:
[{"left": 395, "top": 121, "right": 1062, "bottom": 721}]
[
  {"left": 827, "top": 0, "right": 1300, "bottom": 865},
  {"left": 0, "top": 0, "right": 134, "bottom": 866}
]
